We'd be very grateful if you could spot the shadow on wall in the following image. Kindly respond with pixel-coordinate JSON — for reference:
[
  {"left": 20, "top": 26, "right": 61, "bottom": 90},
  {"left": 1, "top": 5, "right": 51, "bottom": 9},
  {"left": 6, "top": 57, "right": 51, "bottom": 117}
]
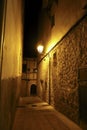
[{"left": 30, "top": 84, "right": 37, "bottom": 96}]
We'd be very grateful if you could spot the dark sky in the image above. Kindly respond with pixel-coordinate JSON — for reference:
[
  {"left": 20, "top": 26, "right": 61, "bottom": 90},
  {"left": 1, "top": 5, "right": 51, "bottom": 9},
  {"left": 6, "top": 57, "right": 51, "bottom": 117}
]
[{"left": 23, "top": 0, "right": 42, "bottom": 58}]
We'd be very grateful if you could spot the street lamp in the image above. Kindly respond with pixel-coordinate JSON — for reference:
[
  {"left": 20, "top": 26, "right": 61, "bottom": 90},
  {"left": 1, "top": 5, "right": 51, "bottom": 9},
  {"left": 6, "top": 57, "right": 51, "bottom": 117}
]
[{"left": 37, "top": 44, "right": 44, "bottom": 54}]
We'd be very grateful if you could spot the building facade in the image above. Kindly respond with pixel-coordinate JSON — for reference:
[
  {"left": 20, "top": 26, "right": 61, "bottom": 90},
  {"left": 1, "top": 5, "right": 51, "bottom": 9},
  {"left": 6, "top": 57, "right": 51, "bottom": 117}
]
[{"left": 37, "top": 0, "right": 87, "bottom": 125}]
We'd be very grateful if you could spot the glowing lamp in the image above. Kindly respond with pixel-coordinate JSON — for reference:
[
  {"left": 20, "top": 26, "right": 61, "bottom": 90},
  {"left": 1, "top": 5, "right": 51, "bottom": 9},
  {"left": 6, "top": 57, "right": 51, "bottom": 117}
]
[{"left": 37, "top": 45, "right": 44, "bottom": 54}]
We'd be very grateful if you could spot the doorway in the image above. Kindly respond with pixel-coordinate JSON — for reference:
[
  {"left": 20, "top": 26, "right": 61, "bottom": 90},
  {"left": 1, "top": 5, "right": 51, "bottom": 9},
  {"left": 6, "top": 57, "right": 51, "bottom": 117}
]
[
  {"left": 30, "top": 84, "right": 37, "bottom": 96},
  {"left": 78, "top": 68, "right": 87, "bottom": 129}
]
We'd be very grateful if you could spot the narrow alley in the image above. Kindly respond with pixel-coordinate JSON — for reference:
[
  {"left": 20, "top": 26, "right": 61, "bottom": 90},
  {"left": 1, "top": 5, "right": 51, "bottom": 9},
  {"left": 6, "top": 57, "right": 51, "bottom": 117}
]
[
  {"left": 12, "top": 96, "right": 82, "bottom": 130},
  {"left": 0, "top": 0, "right": 87, "bottom": 130}
]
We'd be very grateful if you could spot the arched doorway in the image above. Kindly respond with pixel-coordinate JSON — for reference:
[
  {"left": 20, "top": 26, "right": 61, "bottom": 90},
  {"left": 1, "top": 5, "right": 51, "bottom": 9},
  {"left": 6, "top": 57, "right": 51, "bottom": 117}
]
[{"left": 30, "top": 84, "right": 37, "bottom": 96}]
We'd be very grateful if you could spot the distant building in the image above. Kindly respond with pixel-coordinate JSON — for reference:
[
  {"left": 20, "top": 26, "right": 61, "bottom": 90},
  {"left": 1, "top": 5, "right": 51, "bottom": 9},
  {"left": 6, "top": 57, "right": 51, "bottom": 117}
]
[{"left": 21, "top": 58, "right": 37, "bottom": 96}]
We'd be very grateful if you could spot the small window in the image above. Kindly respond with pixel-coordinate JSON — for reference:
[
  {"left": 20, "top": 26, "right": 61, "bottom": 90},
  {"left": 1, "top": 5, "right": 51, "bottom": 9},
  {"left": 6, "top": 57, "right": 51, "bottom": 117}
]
[
  {"left": 51, "top": 15, "right": 55, "bottom": 28},
  {"left": 53, "top": 52, "right": 57, "bottom": 66},
  {"left": 27, "top": 68, "right": 30, "bottom": 72},
  {"left": 22, "top": 64, "right": 27, "bottom": 73}
]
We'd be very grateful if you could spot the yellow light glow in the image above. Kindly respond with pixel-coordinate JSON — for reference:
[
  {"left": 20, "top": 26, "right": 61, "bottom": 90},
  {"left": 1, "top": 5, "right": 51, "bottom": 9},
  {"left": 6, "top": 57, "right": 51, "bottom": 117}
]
[
  {"left": 46, "top": 37, "right": 59, "bottom": 53},
  {"left": 37, "top": 45, "right": 44, "bottom": 54}
]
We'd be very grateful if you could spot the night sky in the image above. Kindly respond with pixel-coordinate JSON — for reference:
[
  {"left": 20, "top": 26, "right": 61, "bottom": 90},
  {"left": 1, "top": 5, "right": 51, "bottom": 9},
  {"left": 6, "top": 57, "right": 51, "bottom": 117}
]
[{"left": 23, "top": 0, "right": 42, "bottom": 58}]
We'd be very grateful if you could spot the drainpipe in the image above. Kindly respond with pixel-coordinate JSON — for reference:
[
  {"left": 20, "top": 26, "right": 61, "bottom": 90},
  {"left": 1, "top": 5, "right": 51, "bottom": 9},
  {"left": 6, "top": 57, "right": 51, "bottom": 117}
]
[
  {"left": 0, "top": 0, "right": 7, "bottom": 80},
  {"left": 0, "top": 0, "right": 7, "bottom": 128},
  {"left": 48, "top": 53, "right": 51, "bottom": 105}
]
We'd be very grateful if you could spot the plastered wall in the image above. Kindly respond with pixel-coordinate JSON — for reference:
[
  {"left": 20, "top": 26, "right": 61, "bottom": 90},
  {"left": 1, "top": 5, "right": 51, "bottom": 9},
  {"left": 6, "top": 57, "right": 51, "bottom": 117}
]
[
  {"left": 38, "top": 0, "right": 87, "bottom": 53},
  {"left": 0, "top": 0, "right": 23, "bottom": 130}
]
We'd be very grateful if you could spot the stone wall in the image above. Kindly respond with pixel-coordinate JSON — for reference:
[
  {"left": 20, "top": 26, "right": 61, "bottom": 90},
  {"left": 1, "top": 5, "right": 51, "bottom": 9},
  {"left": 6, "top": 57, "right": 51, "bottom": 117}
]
[
  {"left": 37, "top": 16, "right": 87, "bottom": 124},
  {"left": 51, "top": 15, "right": 87, "bottom": 123}
]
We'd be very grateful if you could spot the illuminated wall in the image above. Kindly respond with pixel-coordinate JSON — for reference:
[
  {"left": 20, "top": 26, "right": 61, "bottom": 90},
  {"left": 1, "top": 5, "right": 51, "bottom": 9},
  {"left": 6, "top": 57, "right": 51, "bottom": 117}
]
[
  {"left": 37, "top": 55, "right": 50, "bottom": 102},
  {"left": 38, "top": 0, "right": 87, "bottom": 53},
  {"left": 0, "top": 0, "right": 23, "bottom": 130},
  {"left": 37, "top": 0, "right": 87, "bottom": 124}
]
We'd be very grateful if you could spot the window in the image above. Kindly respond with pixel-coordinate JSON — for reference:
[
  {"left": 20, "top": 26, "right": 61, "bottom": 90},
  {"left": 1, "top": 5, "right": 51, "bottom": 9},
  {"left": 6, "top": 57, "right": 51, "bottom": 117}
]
[{"left": 22, "top": 64, "right": 27, "bottom": 73}]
